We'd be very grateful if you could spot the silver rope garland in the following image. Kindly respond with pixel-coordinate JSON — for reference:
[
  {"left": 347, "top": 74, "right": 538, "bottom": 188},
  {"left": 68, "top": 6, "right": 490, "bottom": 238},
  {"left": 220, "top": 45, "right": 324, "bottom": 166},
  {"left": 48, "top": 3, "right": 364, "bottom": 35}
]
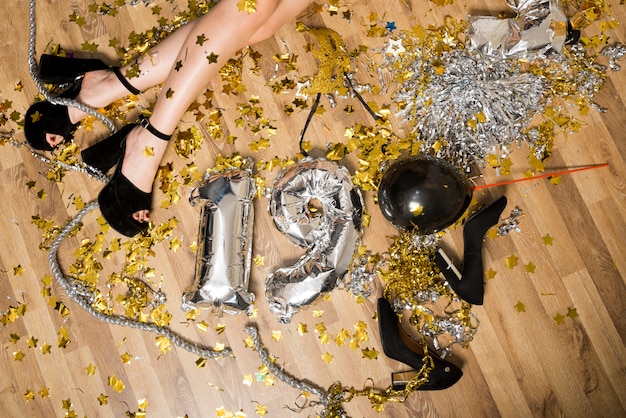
[
  {"left": 244, "top": 325, "right": 349, "bottom": 417},
  {"left": 28, "top": 0, "right": 231, "bottom": 359}
]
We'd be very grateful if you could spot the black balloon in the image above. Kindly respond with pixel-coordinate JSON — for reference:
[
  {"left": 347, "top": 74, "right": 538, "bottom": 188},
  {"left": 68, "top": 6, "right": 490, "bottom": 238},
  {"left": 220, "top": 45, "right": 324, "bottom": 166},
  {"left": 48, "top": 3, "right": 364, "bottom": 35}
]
[{"left": 378, "top": 156, "right": 472, "bottom": 233}]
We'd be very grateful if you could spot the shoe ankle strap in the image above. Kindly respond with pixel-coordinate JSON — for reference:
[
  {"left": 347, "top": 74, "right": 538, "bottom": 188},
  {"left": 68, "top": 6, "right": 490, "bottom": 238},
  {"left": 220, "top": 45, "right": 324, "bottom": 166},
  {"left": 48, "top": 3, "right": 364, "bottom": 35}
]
[
  {"left": 139, "top": 115, "right": 172, "bottom": 141},
  {"left": 111, "top": 66, "right": 141, "bottom": 95}
]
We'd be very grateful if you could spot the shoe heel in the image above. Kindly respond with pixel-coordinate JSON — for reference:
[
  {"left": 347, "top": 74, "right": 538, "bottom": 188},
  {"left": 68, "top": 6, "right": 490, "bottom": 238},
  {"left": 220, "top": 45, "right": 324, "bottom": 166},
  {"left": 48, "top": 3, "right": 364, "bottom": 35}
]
[
  {"left": 38, "top": 54, "right": 108, "bottom": 84},
  {"left": 81, "top": 126, "right": 127, "bottom": 173},
  {"left": 435, "top": 195, "right": 507, "bottom": 305},
  {"left": 378, "top": 298, "right": 462, "bottom": 390}
]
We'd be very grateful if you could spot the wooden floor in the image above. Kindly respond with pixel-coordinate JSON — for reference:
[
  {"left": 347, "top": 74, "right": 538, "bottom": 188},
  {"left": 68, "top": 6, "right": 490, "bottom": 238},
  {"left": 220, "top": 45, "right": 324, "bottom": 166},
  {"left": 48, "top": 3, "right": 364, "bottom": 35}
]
[{"left": 1, "top": 0, "right": 625, "bottom": 417}]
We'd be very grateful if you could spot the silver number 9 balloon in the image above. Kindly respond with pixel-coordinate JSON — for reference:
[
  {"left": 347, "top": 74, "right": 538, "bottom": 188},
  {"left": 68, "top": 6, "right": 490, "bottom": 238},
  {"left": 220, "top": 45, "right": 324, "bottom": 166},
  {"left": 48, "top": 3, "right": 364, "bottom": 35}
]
[
  {"left": 266, "top": 159, "right": 364, "bottom": 323},
  {"left": 182, "top": 167, "right": 256, "bottom": 315}
]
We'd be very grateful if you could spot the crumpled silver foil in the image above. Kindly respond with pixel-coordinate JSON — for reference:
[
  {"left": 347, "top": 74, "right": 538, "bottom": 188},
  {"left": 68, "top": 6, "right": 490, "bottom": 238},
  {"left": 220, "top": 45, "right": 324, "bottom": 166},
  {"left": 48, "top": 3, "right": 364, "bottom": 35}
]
[
  {"left": 467, "top": 0, "right": 569, "bottom": 59},
  {"left": 394, "top": 49, "right": 546, "bottom": 169},
  {"left": 601, "top": 42, "right": 626, "bottom": 71},
  {"left": 266, "top": 159, "right": 364, "bottom": 323},
  {"left": 182, "top": 168, "right": 256, "bottom": 315}
]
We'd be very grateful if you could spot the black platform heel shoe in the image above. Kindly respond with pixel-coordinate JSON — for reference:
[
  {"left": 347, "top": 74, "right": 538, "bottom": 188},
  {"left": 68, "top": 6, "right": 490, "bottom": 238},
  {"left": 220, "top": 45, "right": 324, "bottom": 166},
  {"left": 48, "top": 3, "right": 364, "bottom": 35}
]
[
  {"left": 24, "top": 55, "right": 141, "bottom": 151},
  {"left": 435, "top": 195, "right": 508, "bottom": 305},
  {"left": 378, "top": 298, "right": 463, "bottom": 390},
  {"left": 80, "top": 127, "right": 127, "bottom": 174},
  {"left": 98, "top": 116, "right": 171, "bottom": 237}
]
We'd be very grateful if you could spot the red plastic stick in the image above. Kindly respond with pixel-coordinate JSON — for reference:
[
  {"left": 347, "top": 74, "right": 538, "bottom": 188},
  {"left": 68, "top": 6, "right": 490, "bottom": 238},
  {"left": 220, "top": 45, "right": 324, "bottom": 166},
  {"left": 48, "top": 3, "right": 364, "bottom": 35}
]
[{"left": 473, "top": 163, "right": 609, "bottom": 191}]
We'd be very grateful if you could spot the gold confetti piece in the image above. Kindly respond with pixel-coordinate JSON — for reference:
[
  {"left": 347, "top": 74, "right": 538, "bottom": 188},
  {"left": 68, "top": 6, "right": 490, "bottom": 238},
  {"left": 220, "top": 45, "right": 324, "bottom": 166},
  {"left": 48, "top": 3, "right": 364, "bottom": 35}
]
[
  {"left": 514, "top": 301, "right": 526, "bottom": 312},
  {"left": 27, "top": 336, "right": 38, "bottom": 348},
  {"left": 9, "top": 333, "right": 20, "bottom": 344},
  {"left": 208, "top": 383, "right": 224, "bottom": 391},
  {"left": 505, "top": 254, "right": 520, "bottom": 269},
  {"left": 271, "top": 330, "right": 283, "bottom": 342},
  {"left": 97, "top": 394, "right": 109, "bottom": 405},
  {"left": 334, "top": 329, "right": 350, "bottom": 347},
  {"left": 62, "top": 398, "right": 73, "bottom": 410},
  {"left": 485, "top": 268, "right": 497, "bottom": 279},
  {"left": 108, "top": 375, "right": 125, "bottom": 393},
  {"left": 253, "top": 255, "right": 264, "bottom": 266},
  {"left": 13, "top": 265, "right": 25, "bottom": 276},
  {"left": 361, "top": 347, "right": 379, "bottom": 360},
  {"left": 41, "top": 343, "right": 51, "bottom": 355},
  {"left": 312, "top": 310, "right": 324, "bottom": 318},
  {"left": 254, "top": 402, "right": 268, "bottom": 416},
  {"left": 57, "top": 327, "right": 70, "bottom": 348},
  {"left": 85, "top": 363, "right": 97, "bottom": 376},
  {"left": 13, "top": 349, "right": 25, "bottom": 361},
  {"left": 155, "top": 336, "right": 171, "bottom": 354},
  {"left": 322, "top": 352, "right": 334, "bottom": 363},
  {"left": 525, "top": 262, "right": 536, "bottom": 273},
  {"left": 138, "top": 398, "right": 150, "bottom": 411},
  {"left": 215, "top": 323, "right": 226, "bottom": 334},
  {"left": 553, "top": 313, "right": 566, "bottom": 325},
  {"left": 243, "top": 336, "right": 255, "bottom": 349},
  {"left": 197, "top": 320, "right": 210, "bottom": 332},
  {"left": 243, "top": 374, "right": 254, "bottom": 386},
  {"left": 144, "top": 146, "right": 155, "bottom": 157},
  {"left": 214, "top": 342, "right": 226, "bottom": 352},
  {"left": 38, "top": 387, "right": 50, "bottom": 398},
  {"left": 567, "top": 307, "right": 579, "bottom": 320},
  {"left": 196, "top": 357, "right": 207, "bottom": 368},
  {"left": 207, "top": 52, "right": 219, "bottom": 64},
  {"left": 120, "top": 352, "right": 133, "bottom": 364},
  {"left": 542, "top": 234, "right": 555, "bottom": 246},
  {"left": 24, "top": 390, "right": 35, "bottom": 401},
  {"left": 297, "top": 323, "right": 308, "bottom": 336}
]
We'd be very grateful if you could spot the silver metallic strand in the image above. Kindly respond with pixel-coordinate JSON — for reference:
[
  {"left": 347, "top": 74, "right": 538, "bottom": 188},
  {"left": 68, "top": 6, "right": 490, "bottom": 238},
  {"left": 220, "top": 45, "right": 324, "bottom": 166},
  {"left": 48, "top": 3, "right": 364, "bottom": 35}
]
[
  {"left": 601, "top": 42, "right": 626, "bottom": 72},
  {"left": 244, "top": 325, "right": 348, "bottom": 417},
  {"left": 47, "top": 200, "right": 232, "bottom": 359}
]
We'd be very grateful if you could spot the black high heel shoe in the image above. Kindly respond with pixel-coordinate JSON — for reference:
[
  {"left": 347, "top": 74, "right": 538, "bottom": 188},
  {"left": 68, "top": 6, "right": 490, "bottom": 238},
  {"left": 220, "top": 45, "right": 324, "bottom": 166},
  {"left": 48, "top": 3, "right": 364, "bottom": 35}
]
[
  {"left": 378, "top": 298, "right": 463, "bottom": 390},
  {"left": 435, "top": 195, "right": 508, "bottom": 305},
  {"left": 80, "top": 128, "right": 127, "bottom": 174},
  {"left": 98, "top": 116, "right": 171, "bottom": 237},
  {"left": 24, "top": 54, "right": 140, "bottom": 151}
]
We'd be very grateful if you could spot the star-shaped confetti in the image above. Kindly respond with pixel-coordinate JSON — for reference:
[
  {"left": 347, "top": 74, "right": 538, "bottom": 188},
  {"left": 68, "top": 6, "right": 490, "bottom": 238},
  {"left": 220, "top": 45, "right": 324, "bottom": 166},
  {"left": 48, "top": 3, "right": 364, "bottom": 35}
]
[
  {"left": 553, "top": 313, "right": 566, "bottom": 325},
  {"left": 385, "top": 21, "right": 397, "bottom": 32},
  {"left": 514, "top": 301, "right": 526, "bottom": 312},
  {"left": 505, "top": 254, "right": 520, "bottom": 269},
  {"left": 525, "top": 262, "right": 536, "bottom": 273},
  {"left": 542, "top": 234, "right": 555, "bottom": 246}
]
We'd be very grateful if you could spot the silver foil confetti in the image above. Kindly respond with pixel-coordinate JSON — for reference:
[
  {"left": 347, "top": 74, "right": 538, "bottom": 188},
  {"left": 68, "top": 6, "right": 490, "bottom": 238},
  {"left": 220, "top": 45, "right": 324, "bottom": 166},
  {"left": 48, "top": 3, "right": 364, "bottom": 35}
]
[
  {"left": 266, "top": 159, "right": 363, "bottom": 323},
  {"left": 393, "top": 49, "right": 546, "bottom": 169},
  {"left": 182, "top": 168, "right": 256, "bottom": 315},
  {"left": 601, "top": 42, "right": 626, "bottom": 71}
]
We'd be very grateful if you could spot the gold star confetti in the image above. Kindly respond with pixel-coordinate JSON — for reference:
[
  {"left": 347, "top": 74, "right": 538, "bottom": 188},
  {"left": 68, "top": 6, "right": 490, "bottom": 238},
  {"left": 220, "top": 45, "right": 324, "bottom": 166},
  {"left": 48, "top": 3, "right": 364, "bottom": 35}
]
[
  {"left": 85, "top": 364, "right": 97, "bottom": 376},
  {"left": 567, "top": 307, "right": 579, "bottom": 320},
  {"left": 243, "top": 374, "right": 254, "bottom": 386},
  {"left": 144, "top": 146, "right": 155, "bottom": 157},
  {"left": 155, "top": 336, "right": 171, "bottom": 354},
  {"left": 254, "top": 402, "right": 268, "bottom": 416},
  {"left": 207, "top": 52, "right": 219, "bottom": 64},
  {"left": 24, "top": 390, "right": 35, "bottom": 401},
  {"left": 525, "top": 262, "right": 536, "bottom": 273},
  {"left": 243, "top": 335, "right": 255, "bottom": 349},
  {"left": 542, "top": 234, "right": 555, "bottom": 246},
  {"left": 215, "top": 323, "right": 226, "bottom": 334},
  {"left": 97, "top": 394, "right": 109, "bottom": 405},
  {"left": 514, "top": 301, "right": 526, "bottom": 312},
  {"left": 505, "top": 254, "right": 520, "bottom": 269},
  {"left": 361, "top": 347, "right": 379, "bottom": 360},
  {"left": 41, "top": 343, "right": 51, "bottom": 355},
  {"left": 196, "top": 357, "right": 207, "bottom": 368},
  {"left": 28, "top": 336, "right": 38, "bottom": 348},
  {"left": 197, "top": 320, "right": 210, "bottom": 332},
  {"left": 38, "top": 387, "right": 50, "bottom": 398},
  {"left": 120, "top": 352, "right": 133, "bottom": 364},
  {"left": 322, "top": 352, "right": 334, "bottom": 363},
  {"left": 297, "top": 323, "right": 308, "bottom": 336},
  {"left": 12, "top": 265, "right": 24, "bottom": 275},
  {"left": 57, "top": 327, "right": 70, "bottom": 348},
  {"left": 196, "top": 34, "right": 207, "bottom": 45},
  {"left": 253, "top": 255, "right": 265, "bottom": 266},
  {"left": 108, "top": 375, "right": 125, "bottom": 393},
  {"left": 13, "top": 350, "right": 25, "bottom": 361},
  {"left": 553, "top": 313, "right": 566, "bottom": 325},
  {"left": 486, "top": 267, "right": 497, "bottom": 279},
  {"left": 166, "top": 88, "right": 175, "bottom": 99},
  {"left": 312, "top": 310, "right": 324, "bottom": 318},
  {"left": 271, "top": 330, "right": 283, "bottom": 342}
]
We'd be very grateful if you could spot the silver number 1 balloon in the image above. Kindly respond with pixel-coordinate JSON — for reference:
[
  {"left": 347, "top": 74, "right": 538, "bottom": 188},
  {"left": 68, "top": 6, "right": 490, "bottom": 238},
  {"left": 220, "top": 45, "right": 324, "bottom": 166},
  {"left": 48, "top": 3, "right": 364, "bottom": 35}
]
[{"left": 182, "top": 168, "right": 256, "bottom": 315}]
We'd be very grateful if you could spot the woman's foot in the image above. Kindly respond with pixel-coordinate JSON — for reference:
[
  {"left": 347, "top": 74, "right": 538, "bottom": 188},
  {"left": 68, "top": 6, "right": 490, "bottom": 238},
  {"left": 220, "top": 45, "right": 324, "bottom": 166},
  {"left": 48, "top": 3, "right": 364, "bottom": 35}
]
[
  {"left": 119, "top": 123, "right": 171, "bottom": 222},
  {"left": 44, "top": 69, "right": 133, "bottom": 148}
]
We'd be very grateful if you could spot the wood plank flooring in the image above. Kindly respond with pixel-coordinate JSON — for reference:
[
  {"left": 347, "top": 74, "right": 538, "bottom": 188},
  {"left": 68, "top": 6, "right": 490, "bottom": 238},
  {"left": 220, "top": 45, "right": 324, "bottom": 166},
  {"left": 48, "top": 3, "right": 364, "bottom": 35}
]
[{"left": 0, "top": 0, "right": 624, "bottom": 417}]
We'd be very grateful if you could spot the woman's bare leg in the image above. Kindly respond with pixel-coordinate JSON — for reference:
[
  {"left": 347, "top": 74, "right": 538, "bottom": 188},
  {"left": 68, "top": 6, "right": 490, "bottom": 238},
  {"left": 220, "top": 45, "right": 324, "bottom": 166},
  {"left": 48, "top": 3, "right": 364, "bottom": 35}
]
[
  {"left": 118, "top": 0, "right": 312, "bottom": 222},
  {"left": 50, "top": 0, "right": 310, "bottom": 147}
]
